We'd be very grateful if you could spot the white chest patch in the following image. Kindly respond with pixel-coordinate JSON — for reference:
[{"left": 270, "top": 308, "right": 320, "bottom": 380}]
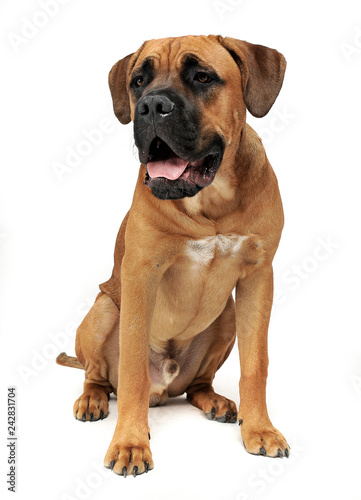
[{"left": 186, "top": 234, "right": 248, "bottom": 267}]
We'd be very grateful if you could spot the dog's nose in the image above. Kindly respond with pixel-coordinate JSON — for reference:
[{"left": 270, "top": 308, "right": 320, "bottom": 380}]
[{"left": 137, "top": 94, "right": 175, "bottom": 121}]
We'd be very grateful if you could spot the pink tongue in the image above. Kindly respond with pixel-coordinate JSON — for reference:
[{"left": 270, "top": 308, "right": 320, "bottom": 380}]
[{"left": 147, "top": 157, "right": 188, "bottom": 180}]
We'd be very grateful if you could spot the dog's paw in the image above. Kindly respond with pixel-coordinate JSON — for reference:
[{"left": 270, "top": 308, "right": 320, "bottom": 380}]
[
  {"left": 73, "top": 388, "right": 109, "bottom": 422},
  {"left": 104, "top": 439, "right": 154, "bottom": 477},
  {"left": 203, "top": 394, "right": 238, "bottom": 423},
  {"left": 240, "top": 422, "right": 290, "bottom": 458},
  {"left": 188, "top": 390, "right": 238, "bottom": 423}
]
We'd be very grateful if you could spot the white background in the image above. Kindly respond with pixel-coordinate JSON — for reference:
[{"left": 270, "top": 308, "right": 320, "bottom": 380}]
[{"left": 1, "top": 0, "right": 361, "bottom": 499}]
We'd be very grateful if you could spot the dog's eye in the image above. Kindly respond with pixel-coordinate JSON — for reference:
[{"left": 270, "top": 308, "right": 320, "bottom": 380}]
[
  {"left": 134, "top": 76, "right": 144, "bottom": 87},
  {"left": 195, "top": 72, "right": 213, "bottom": 84}
]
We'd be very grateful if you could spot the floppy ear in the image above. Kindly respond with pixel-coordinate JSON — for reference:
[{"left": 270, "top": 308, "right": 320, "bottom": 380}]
[
  {"left": 108, "top": 53, "right": 134, "bottom": 124},
  {"left": 217, "top": 36, "right": 286, "bottom": 118}
]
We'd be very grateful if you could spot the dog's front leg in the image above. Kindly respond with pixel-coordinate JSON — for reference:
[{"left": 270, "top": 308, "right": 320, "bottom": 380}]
[
  {"left": 104, "top": 255, "right": 158, "bottom": 477},
  {"left": 236, "top": 265, "right": 290, "bottom": 458}
]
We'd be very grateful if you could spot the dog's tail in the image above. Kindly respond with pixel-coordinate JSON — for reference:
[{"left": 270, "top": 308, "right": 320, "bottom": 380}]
[{"left": 56, "top": 352, "right": 84, "bottom": 370}]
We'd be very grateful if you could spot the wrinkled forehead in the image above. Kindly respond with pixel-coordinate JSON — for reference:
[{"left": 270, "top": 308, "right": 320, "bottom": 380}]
[{"left": 131, "top": 35, "right": 237, "bottom": 78}]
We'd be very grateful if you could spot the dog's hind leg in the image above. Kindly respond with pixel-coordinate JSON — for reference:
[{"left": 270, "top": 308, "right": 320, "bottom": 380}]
[
  {"left": 73, "top": 292, "right": 119, "bottom": 422},
  {"left": 185, "top": 295, "right": 238, "bottom": 423}
]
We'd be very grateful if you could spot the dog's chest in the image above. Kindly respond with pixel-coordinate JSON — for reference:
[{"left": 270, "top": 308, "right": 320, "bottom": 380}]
[
  {"left": 185, "top": 234, "right": 248, "bottom": 268},
  {"left": 153, "top": 233, "right": 253, "bottom": 341}
]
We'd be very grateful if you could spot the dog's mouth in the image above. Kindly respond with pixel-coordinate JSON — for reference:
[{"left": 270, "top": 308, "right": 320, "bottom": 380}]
[{"left": 143, "top": 137, "right": 222, "bottom": 198}]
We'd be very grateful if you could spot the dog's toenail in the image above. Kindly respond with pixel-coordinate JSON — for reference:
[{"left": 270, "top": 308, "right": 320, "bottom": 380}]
[
  {"left": 133, "top": 466, "right": 138, "bottom": 477},
  {"left": 122, "top": 467, "right": 127, "bottom": 478},
  {"left": 260, "top": 447, "right": 266, "bottom": 455}
]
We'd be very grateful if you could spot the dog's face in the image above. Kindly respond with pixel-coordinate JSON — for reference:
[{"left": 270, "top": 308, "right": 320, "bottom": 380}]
[{"left": 109, "top": 35, "right": 286, "bottom": 200}]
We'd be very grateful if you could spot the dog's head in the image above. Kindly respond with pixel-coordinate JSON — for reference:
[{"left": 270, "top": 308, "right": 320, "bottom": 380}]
[{"left": 109, "top": 35, "right": 286, "bottom": 200}]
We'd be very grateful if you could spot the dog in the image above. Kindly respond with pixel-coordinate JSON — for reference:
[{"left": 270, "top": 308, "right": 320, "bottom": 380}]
[{"left": 57, "top": 34, "right": 289, "bottom": 477}]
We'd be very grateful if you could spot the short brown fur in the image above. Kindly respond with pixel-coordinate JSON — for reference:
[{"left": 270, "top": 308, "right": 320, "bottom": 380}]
[{"left": 57, "top": 35, "right": 289, "bottom": 476}]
